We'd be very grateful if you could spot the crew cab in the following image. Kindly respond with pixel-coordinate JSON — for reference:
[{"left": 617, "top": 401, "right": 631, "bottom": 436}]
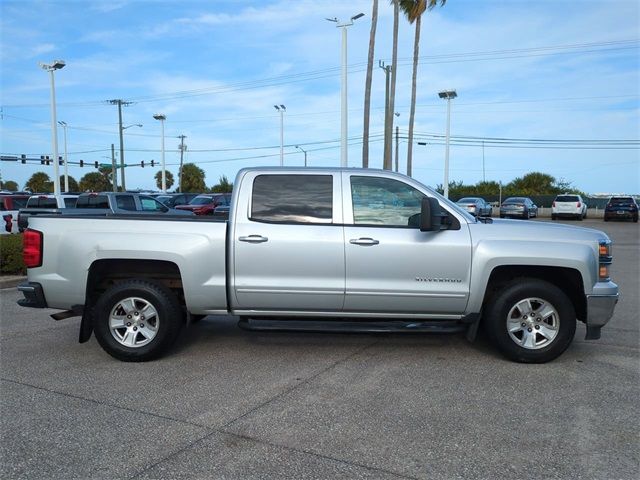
[{"left": 17, "top": 168, "right": 619, "bottom": 364}]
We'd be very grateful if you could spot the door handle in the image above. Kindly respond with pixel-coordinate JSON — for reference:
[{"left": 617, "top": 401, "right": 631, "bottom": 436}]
[
  {"left": 349, "top": 237, "right": 380, "bottom": 246},
  {"left": 239, "top": 235, "right": 269, "bottom": 243}
]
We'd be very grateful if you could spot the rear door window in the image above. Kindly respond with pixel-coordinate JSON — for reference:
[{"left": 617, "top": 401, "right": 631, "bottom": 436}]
[
  {"left": 77, "top": 196, "right": 110, "bottom": 208},
  {"left": 251, "top": 174, "right": 333, "bottom": 224},
  {"left": 116, "top": 195, "right": 136, "bottom": 211}
]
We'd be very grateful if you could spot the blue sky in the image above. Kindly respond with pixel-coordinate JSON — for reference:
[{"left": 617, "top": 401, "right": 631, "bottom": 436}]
[{"left": 1, "top": 0, "right": 639, "bottom": 195}]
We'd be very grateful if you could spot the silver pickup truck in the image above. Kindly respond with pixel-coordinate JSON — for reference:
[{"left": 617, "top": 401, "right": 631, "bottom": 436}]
[{"left": 17, "top": 167, "right": 619, "bottom": 363}]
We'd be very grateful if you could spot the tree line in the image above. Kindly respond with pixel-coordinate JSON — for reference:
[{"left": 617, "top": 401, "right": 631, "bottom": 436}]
[
  {"left": 436, "top": 172, "right": 585, "bottom": 198},
  {"left": 0, "top": 163, "right": 233, "bottom": 194}
]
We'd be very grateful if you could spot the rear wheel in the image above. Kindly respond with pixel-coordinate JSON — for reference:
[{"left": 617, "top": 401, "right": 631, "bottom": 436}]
[
  {"left": 551, "top": 214, "right": 557, "bottom": 220},
  {"left": 484, "top": 279, "right": 576, "bottom": 363},
  {"left": 93, "top": 279, "right": 184, "bottom": 361}
]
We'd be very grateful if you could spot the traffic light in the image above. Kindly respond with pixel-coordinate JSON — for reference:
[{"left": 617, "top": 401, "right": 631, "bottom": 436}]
[
  {"left": 141, "top": 161, "right": 145, "bottom": 168},
  {"left": 80, "top": 160, "right": 84, "bottom": 167},
  {"left": 59, "top": 156, "right": 63, "bottom": 166},
  {"left": 21, "top": 154, "right": 26, "bottom": 164},
  {"left": 94, "top": 161, "right": 99, "bottom": 168},
  {"left": 151, "top": 160, "right": 155, "bottom": 167},
  {"left": 40, "top": 155, "right": 45, "bottom": 165}
]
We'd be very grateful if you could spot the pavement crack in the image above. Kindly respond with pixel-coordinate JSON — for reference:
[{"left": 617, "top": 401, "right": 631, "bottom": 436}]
[
  {"left": 0, "top": 377, "right": 208, "bottom": 430},
  {"left": 223, "top": 339, "right": 380, "bottom": 430}
]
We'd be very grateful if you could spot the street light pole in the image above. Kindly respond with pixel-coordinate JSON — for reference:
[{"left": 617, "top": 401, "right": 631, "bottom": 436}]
[
  {"left": 58, "top": 121, "right": 69, "bottom": 192},
  {"left": 153, "top": 114, "right": 167, "bottom": 192},
  {"left": 274, "top": 105, "right": 285, "bottom": 166},
  {"left": 40, "top": 60, "right": 65, "bottom": 198},
  {"left": 295, "top": 145, "right": 308, "bottom": 167},
  {"left": 438, "top": 89, "right": 457, "bottom": 199},
  {"left": 327, "top": 12, "right": 364, "bottom": 168}
]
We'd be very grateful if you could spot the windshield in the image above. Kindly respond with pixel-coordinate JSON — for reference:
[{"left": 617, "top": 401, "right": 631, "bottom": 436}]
[
  {"left": 503, "top": 198, "right": 524, "bottom": 204},
  {"left": 556, "top": 195, "right": 579, "bottom": 202}
]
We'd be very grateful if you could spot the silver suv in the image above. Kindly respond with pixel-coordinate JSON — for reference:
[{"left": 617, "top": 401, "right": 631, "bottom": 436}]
[{"left": 552, "top": 194, "right": 587, "bottom": 220}]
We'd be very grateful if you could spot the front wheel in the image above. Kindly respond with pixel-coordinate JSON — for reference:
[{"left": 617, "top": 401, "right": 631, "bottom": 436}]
[
  {"left": 483, "top": 279, "right": 576, "bottom": 363},
  {"left": 93, "top": 279, "right": 184, "bottom": 361}
]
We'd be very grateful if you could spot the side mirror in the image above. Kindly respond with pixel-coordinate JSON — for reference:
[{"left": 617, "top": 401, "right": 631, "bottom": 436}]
[{"left": 420, "top": 197, "right": 442, "bottom": 232}]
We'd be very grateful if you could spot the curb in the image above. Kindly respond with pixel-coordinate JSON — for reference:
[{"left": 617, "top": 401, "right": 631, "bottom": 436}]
[{"left": 0, "top": 276, "right": 26, "bottom": 289}]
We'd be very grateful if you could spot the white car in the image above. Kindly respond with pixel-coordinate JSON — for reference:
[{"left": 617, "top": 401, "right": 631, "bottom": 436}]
[
  {"left": 26, "top": 194, "right": 78, "bottom": 209},
  {"left": 552, "top": 194, "right": 587, "bottom": 220}
]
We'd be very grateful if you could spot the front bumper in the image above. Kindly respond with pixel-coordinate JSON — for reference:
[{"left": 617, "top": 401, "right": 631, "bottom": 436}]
[
  {"left": 586, "top": 294, "right": 619, "bottom": 328},
  {"left": 17, "top": 282, "right": 48, "bottom": 309},
  {"left": 584, "top": 282, "right": 619, "bottom": 339}
]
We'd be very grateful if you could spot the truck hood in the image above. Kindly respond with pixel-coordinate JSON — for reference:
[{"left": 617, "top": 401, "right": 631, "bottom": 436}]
[{"left": 468, "top": 219, "right": 610, "bottom": 244}]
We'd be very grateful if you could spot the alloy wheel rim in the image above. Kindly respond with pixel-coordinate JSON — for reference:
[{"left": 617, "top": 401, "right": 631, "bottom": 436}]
[
  {"left": 109, "top": 297, "right": 159, "bottom": 348},
  {"left": 506, "top": 297, "right": 559, "bottom": 350}
]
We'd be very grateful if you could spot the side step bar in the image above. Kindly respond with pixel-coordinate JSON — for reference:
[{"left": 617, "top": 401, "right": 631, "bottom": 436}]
[{"left": 237, "top": 317, "right": 467, "bottom": 334}]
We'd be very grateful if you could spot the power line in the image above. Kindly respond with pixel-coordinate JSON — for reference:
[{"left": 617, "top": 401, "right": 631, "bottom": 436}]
[{"left": 2, "top": 39, "right": 637, "bottom": 109}]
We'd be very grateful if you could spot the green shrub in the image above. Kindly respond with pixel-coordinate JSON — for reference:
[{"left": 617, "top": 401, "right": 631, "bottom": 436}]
[{"left": 0, "top": 234, "right": 25, "bottom": 275}]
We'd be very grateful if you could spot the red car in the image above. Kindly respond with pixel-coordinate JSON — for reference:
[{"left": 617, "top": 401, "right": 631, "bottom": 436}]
[{"left": 175, "top": 193, "right": 231, "bottom": 215}]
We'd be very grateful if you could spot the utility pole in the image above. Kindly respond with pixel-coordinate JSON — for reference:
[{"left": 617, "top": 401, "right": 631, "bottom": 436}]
[
  {"left": 111, "top": 144, "right": 117, "bottom": 192},
  {"left": 58, "top": 121, "right": 69, "bottom": 192},
  {"left": 274, "top": 105, "right": 285, "bottom": 166},
  {"left": 379, "top": 61, "right": 392, "bottom": 170},
  {"left": 482, "top": 140, "right": 486, "bottom": 182},
  {"left": 178, "top": 135, "right": 187, "bottom": 193},
  {"left": 395, "top": 125, "right": 400, "bottom": 173},
  {"left": 108, "top": 99, "right": 133, "bottom": 191}
]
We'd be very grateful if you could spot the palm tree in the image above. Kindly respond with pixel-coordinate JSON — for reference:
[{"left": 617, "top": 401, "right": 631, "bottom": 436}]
[
  {"left": 400, "top": 0, "right": 446, "bottom": 177},
  {"left": 384, "top": 0, "right": 399, "bottom": 170},
  {"left": 362, "top": 0, "right": 379, "bottom": 168}
]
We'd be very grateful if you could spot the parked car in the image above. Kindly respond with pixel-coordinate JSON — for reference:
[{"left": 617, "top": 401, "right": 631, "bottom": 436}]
[
  {"left": 212, "top": 204, "right": 231, "bottom": 220},
  {"left": 552, "top": 194, "right": 587, "bottom": 220},
  {"left": 26, "top": 194, "right": 78, "bottom": 209},
  {"left": 175, "top": 193, "right": 232, "bottom": 215},
  {"left": 1, "top": 194, "right": 31, "bottom": 234},
  {"left": 500, "top": 197, "right": 538, "bottom": 219},
  {"left": 604, "top": 196, "right": 638, "bottom": 222},
  {"left": 155, "top": 193, "right": 200, "bottom": 208},
  {"left": 75, "top": 192, "right": 193, "bottom": 215},
  {"left": 18, "top": 192, "right": 195, "bottom": 232},
  {"left": 456, "top": 197, "right": 492, "bottom": 217}
]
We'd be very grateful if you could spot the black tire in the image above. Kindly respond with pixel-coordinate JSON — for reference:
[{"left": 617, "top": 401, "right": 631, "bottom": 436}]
[
  {"left": 500, "top": 215, "right": 505, "bottom": 218},
  {"left": 551, "top": 214, "right": 557, "bottom": 220},
  {"left": 604, "top": 216, "right": 609, "bottom": 222},
  {"left": 93, "top": 279, "right": 184, "bottom": 362},
  {"left": 633, "top": 215, "right": 638, "bottom": 223},
  {"left": 578, "top": 214, "right": 583, "bottom": 221},
  {"left": 483, "top": 279, "right": 576, "bottom": 363}
]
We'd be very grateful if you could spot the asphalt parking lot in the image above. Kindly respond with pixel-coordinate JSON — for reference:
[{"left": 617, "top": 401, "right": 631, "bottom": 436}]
[{"left": 1, "top": 218, "right": 638, "bottom": 480}]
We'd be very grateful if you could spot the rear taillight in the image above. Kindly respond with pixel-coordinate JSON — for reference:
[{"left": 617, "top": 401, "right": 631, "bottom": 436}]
[
  {"left": 552, "top": 201, "right": 556, "bottom": 208},
  {"left": 23, "top": 229, "right": 43, "bottom": 268},
  {"left": 577, "top": 202, "right": 581, "bottom": 208}
]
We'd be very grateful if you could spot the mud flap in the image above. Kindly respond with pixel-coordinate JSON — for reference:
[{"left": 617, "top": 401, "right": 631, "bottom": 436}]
[{"left": 79, "top": 308, "right": 94, "bottom": 343}]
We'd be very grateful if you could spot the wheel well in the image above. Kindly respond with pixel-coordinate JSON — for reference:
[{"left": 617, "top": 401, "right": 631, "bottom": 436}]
[
  {"left": 484, "top": 265, "right": 586, "bottom": 321},
  {"left": 86, "top": 259, "right": 184, "bottom": 306}
]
